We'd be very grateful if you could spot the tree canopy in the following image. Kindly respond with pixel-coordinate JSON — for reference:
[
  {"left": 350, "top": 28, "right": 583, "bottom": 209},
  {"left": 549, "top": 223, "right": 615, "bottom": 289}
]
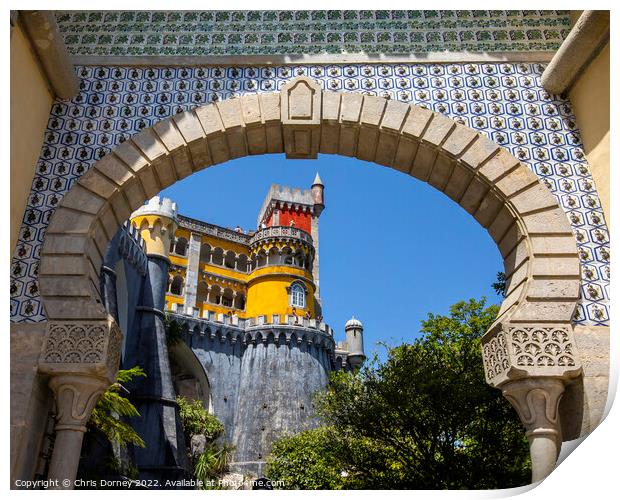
[{"left": 266, "top": 298, "right": 530, "bottom": 489}]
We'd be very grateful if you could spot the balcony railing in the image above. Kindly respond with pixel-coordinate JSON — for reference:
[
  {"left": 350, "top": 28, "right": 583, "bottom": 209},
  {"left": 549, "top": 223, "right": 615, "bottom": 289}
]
[{"left": 249, "top": 226, "right": 313, "bottom": 246}]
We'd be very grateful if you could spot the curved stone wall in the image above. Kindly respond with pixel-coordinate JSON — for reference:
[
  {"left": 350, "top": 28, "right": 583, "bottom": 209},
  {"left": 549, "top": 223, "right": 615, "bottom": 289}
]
[{"left": 176, "top": 315, "right": 334, "bottom": 472}]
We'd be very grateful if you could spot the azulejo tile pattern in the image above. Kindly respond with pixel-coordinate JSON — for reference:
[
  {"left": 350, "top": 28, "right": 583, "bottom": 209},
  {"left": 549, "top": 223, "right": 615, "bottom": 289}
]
[
  {"left": 10, "top": 63, "right": 609, "bottom": 326},
  {"left": 55, "top": 10, "right": 571, "bottom": 57}
]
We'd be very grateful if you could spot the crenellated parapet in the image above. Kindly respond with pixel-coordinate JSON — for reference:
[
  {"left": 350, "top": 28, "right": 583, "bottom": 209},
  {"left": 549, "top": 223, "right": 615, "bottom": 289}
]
[
  {"left": 111, "top": 221, "right": 148, "bottom": 275},
  {"left": 257, "top": 184, "right": 318, "bottom": 228},
  {"left": 178, "top": 214, "right": 252, "bottom": 245},
  {"left": 130, "top": 196, "right": 179, "bottom": 260},
  {"left": 167, "top": 311, "right": 336, "bottom": 353}
]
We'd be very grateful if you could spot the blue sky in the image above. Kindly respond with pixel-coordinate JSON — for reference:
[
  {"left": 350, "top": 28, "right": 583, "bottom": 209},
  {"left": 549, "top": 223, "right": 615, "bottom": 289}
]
[{"left": 161, "top": 154, "right": 503, "bottom": 360}]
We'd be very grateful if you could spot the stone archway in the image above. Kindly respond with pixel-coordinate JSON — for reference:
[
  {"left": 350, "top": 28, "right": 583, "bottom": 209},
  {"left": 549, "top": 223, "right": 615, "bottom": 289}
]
[{"left": 37, "top": 77, "right": 582, "bottom": 485}]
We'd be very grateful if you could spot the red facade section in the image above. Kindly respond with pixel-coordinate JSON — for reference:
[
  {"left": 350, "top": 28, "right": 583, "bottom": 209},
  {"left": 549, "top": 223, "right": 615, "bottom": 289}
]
[{"left": 267, "top": 208, "right": 312, "bottom": 233}]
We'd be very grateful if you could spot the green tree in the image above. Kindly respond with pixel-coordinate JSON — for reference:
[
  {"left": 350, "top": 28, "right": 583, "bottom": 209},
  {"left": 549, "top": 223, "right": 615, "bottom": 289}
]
[
  {"left": 492, "top": 271, "right": 507, "bottom": 297},
  {"left": 89, "top": 366, "right": 147, "bottom": 449},
  {"left": 267, "top": 298, "right": 530, "bottom": 489},
  {"left": 164, "top": 314, "right": 183, "bottom": 347},
  {"left": 177, "top": 396, "right": 224, "bottom": 442},
  {"left": 176, "top": 396, "right": 232, "bottom": 489}
]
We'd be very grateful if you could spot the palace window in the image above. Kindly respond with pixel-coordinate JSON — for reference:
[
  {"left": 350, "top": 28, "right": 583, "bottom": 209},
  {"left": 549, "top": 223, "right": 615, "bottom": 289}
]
[
  {"left": 290, "top": 282, "right": 306, "bottom": 308},
  {"left": 174, "top": 237, "right": 188, "bottom": 256},
  {"left": 170, "top": 275, "right": 184, "bottom": 295}
]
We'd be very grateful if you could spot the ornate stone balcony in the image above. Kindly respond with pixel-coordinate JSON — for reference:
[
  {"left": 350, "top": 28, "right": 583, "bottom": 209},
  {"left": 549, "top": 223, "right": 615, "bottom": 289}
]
[
  {"left": 249, "top": 225, "right": 314, "bottom": 247},
  {"left": 178, "top": 215, "right": 252, "bottom": 245}
]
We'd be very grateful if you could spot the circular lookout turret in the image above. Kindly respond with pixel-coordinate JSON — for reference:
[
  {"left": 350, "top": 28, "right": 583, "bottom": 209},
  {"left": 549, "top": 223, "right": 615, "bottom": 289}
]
[{"left": 345, "top": 316, "right": 366, "bottom": 369}]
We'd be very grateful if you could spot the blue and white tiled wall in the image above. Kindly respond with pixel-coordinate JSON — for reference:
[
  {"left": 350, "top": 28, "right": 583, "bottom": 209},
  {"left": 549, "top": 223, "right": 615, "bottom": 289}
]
[
  {"left": 56, "top": 10, "right": 571, "bottom": 57},
  {"left": 10, "top": 63, "right": 610, "bottom": 326}
]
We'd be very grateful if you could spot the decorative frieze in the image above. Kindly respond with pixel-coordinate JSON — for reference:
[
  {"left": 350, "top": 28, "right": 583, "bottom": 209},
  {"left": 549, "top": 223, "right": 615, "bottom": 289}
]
[
  {"left": 249, "top": 225, "right": 314, "bottom": 246},
  {"left": 38, "top": 317, "right": 122, "bottom": 382},
  {"left": 482, "top": 324, "right": 581, "bottom": 387},
  {"left": 55, "top": 10, "right": 572, "bottom": 58}
]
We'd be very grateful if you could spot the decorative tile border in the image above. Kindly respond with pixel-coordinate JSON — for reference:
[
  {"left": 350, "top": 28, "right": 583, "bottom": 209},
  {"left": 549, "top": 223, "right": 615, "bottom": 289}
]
[
  {"left": 10, "top": 62, "right": 609, "bottom": 327},
  {"left": 55, "top": 10, "right": 571, "bottom": 57}
]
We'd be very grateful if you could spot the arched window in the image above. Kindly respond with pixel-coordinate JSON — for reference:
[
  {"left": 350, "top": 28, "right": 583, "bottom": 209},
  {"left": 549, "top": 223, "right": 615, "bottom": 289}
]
[
  {"left": 257, "top": 251, "right": 267, "bottom": 268},
  {"left": 282, "top": 247, "right": 293, "bottom": 265},
  {"left": 208, "top": 285, "right": 221, "bottom": 304},
  {"left": 211, "top": 247, "right": 224, "bottom": 266},
  {"left": 175, "top": 237, "right": 188, "bottom": 256},
  {"left": 221, "top": 288, "right": 234, "bottom": 308},
  {"left": 224, "top": 250, "right": 236, "bottom": 269},
  {"left": 268, "top": 246, "right": 280, "bottom": 265},
  {"left": 200, "top": 243, "right": 211, "bottom": 263},
  {"left": 236, "top": 254, "right": 248, "bottom": 273},
  {"left": 196, "top": 282, "right": 209, "bottom": 304},
  {"left": 170, "top": 275, "right": 184, "bottom": 295},
  {"left": 290, "top": 282, "right": 306, "bottom": 308},
  {"left": 234, "top": 292, "right": 246, "bottom": 310}
]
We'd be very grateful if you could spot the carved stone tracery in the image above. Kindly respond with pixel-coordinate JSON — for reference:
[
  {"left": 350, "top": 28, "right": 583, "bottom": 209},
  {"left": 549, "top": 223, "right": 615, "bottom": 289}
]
[
  {"left": 510, "top": 326, "right": 576, "bottom": 369},
  {"left": 482, "top": 324, "right": 581, "bottom": 388},
  {"left": 39, "top": 318, "right": 122, "bottom": 382}
]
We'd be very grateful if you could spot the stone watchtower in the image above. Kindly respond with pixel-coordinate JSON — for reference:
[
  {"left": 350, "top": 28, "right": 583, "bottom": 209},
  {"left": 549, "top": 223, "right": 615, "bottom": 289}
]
[
  {"left": 344, "top": 317, "right": 366, "bottom": 369},
  {"left": 124, "top": 197, "right": 192, "bottom": 483}
]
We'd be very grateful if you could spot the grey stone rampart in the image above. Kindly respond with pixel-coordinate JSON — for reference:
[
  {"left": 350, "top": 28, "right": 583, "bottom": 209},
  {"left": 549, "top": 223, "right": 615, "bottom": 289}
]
[{"left": 167, "top": 313, "right": 339, "bottom": 474}]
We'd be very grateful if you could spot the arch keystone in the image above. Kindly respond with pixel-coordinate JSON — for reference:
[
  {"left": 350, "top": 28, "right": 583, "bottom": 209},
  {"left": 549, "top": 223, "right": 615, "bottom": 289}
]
[{"left": 281, "top": 77, "right": 322, "bottom": 159}]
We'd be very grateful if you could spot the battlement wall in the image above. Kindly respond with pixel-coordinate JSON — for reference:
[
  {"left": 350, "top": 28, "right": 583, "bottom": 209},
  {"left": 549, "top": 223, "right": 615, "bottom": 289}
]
[
  {"left": 167, "top": 311, "right": 336, "bottom": 351},
  {"left": 257, "top": 184, "right": 315, "bottom": 227}
]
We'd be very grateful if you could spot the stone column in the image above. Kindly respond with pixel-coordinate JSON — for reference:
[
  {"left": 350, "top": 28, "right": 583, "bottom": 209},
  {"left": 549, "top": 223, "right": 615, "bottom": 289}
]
[
  {"left": 100, "top": 265, "right": 119, "bottom": 323},
  {"left": 47, "top": 374, "right": 110, "bottom": 487},
  {"left": 183, "top": 232, "right": 202, "bottom": 313},
  {"left": 38, "top": 318, "right": 123, "bottom": 489},
  {"left": 482, "top": 323, "right": 582, "bottom": 483}
]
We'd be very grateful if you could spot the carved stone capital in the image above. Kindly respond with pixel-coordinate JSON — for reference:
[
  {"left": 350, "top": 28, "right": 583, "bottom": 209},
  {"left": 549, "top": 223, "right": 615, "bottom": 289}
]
[
  {"left": 46, "top": 373, "right": 111, "bottom": 488},
  {"left": 502, "top": 377, "right": 566, "bottom": 482},
  {"left": 49, "top": 374, "right": 110, "bottom": 433},
  {"left": 502, "top": 378, "right": 564, "bottom": 436},
  {"left": 482, "top": 323, "right": 582, "bottom": 388},
  {"left": 38, "top": 317, "right": 123, "bottom": 384}
]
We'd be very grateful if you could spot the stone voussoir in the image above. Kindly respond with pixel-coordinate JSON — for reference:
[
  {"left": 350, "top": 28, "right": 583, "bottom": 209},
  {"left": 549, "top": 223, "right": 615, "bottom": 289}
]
[{"left": 37, "top": 82, "right": 580, "bottom": 362}]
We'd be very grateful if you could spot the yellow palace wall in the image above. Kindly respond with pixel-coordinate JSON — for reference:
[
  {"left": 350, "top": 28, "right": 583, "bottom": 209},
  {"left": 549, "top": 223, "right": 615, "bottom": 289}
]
[
  {"left": 566, "top": 10, "right": 610, "bottom": 223},
  {"left": 246, "top": 268, "right": 315, "bottom": 318},
  {"left": 568, "top": 42, "right": 610, "bottom": 223},
  {"left": 165, "top": 228, "right": 317, "bottom": 319},
  {"left": 10, "top": 23, "right": 54, "bottom": 256}
]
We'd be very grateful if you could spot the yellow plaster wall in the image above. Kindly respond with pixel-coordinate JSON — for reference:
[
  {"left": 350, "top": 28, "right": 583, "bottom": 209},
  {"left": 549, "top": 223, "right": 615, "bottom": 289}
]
[
  {"left": 199, "top": 263, "right": 248, "bottom": 281},
  {"left": 169, "top": 254, "right": 188, "bottom": 267},
  {"left": 568, "top": 42, "right": 610, "bottom": 223},
  {"left": 201, "top": 234, "right": 250, "bottom": 256},
  {"left": 131, "top": 214, "right": 177, "bottom": 257},
  {"left": 10, "top": 24, "right": 54, "bottom": 257},
  {"left": 246, "top": 268, "right": 316, "bottom": 318},
  {"left": 166, "top": 228, "right": 316, "bottom": 318},
  {"left": 198, "top": 302, "right": 248, "bottom": 318}
]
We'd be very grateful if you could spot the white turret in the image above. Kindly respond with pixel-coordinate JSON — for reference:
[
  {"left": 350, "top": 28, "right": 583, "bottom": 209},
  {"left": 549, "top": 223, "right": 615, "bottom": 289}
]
[
  {"left": 344, "top": 316, "right": 365, "bottom": 369},
  {"left": 130, "top": 196, "right": 178, "bottom": 222}
]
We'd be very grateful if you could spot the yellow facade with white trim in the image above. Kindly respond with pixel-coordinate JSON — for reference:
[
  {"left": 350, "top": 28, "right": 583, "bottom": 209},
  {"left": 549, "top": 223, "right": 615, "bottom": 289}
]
[{"left": 162, "top": 228, "right": 316, "bottom": 320}]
